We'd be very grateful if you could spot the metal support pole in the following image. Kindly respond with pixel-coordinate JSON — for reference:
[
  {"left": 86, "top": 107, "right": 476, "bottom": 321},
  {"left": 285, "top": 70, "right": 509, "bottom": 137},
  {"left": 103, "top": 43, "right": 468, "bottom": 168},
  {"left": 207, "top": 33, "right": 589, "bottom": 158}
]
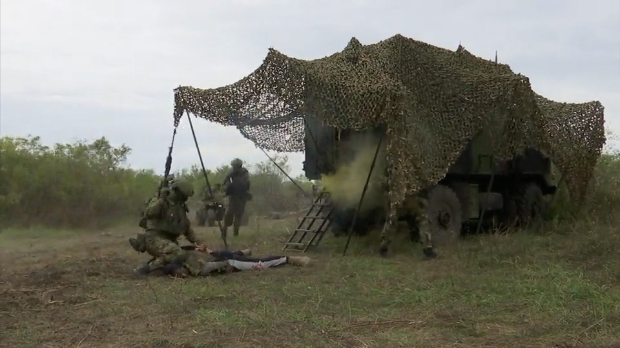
[
  {"left": 185, "top": 111, "right": 228, "bottom": 249},
  {"left": 239, "top": 128, "right": 309, "bottom": 198}
]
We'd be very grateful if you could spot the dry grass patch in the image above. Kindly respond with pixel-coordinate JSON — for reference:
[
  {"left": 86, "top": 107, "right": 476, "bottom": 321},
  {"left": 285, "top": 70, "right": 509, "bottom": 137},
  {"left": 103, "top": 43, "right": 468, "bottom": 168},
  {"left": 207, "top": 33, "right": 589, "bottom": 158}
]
[{"left": 1, "top": 215, "right": 619, "bottom": 348}]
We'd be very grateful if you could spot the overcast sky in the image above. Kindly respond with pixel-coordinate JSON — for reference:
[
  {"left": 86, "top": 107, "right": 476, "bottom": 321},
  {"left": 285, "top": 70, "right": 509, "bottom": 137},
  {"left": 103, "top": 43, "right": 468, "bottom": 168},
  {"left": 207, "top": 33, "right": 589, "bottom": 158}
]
[{"left": 1, "top": 0, "right": 619, "bottom": 177}]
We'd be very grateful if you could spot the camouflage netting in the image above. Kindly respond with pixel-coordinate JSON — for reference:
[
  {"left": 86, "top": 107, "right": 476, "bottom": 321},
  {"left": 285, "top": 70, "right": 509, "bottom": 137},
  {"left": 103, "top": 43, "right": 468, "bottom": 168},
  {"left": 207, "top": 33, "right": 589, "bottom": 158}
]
[{"left": 173, "top": 34, "right": 606, "bottom": 207}]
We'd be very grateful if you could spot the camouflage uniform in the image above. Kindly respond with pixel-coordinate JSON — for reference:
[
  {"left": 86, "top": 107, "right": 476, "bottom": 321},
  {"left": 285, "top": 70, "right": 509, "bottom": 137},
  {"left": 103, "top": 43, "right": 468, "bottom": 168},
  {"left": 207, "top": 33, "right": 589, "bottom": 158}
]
[
  {"left": 377, "top": 169, "right": 437, "bottom": 259},
  {"left": 130, "top": 179, "right": 204, "bottom": 275},
  {"left": 138, "top": 175, "right": 175, "bottom": 229},
  {"left": 222, "top": 158, "right": 251, "bottom": 237},
  {"left": 202, "top": 184, "right": 226, "bottom": 220}
]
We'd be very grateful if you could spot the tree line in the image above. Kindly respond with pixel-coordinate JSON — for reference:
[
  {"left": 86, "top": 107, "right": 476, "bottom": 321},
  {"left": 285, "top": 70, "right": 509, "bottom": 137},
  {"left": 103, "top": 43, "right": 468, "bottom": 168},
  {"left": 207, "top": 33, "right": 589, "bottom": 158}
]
[
  {"left": 1, "top": 134, "right": 618, "bottom": 230},
  {"left": 0, "top": 135, "right": 312, "bottom": 229}
]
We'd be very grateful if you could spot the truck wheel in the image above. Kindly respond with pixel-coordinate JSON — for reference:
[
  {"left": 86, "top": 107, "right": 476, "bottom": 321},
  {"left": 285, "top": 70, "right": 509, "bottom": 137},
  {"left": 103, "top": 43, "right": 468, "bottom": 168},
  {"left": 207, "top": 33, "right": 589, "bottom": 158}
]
[
  {"left": 425, "top": 185, "right": 463, "bottom": 245},
  {"left": 515, "top": 183, "right": 544, "bottom": 227}
]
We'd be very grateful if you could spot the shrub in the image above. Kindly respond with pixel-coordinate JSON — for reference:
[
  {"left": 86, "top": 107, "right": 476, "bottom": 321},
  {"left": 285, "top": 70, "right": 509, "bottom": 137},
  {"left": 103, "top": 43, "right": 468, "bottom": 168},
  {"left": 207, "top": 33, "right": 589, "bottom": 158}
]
[
  {"left": 0, "top": 136, "right": 312, "bottom": 229},
  {"left": 1, "top": 133, "right": 617, "bottom": 230}
]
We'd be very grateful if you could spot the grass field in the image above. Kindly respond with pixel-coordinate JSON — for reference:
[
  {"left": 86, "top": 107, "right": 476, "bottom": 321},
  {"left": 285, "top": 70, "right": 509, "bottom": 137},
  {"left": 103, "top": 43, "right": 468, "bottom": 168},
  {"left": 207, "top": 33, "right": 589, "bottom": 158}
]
[{"left": 2, "top": 214, "right": 620, "bottom": 348}]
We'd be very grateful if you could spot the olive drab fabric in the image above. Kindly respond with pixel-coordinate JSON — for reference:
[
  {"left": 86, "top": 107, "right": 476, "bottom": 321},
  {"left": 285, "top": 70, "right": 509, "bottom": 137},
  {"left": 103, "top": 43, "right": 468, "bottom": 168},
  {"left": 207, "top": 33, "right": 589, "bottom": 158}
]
[
  {"left": 223, "top": 196, "right": 246, "bottom": 232},
  {"left": 170, "top": 179, "right": 195, "bottom": 199},
  {"left": 223, "top": 167, "right": 250, "bottom": 197},
  {"left": 140, "top": 179, "right": 202, "bottom": 272},
  {"left": 172, "top": 34, "right": 605, "bottom": 210}
]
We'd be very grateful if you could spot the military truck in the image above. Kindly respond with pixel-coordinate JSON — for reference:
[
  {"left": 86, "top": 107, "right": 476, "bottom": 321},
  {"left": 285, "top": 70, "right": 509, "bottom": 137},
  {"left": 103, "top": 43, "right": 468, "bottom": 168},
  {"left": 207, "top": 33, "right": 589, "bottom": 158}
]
[
  {"left": 171, "top": 34, "right": 604, "bottom": 247},
  {"left": 302, "top": 123, "right": 560, "bottom": 243}
]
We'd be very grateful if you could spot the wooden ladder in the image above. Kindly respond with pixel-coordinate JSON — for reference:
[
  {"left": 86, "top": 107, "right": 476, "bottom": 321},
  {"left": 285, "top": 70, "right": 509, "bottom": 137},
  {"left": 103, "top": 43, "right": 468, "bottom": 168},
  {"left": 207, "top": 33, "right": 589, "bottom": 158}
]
[{"left": 283, "top": 191, "right": 332, "bottom": 252}]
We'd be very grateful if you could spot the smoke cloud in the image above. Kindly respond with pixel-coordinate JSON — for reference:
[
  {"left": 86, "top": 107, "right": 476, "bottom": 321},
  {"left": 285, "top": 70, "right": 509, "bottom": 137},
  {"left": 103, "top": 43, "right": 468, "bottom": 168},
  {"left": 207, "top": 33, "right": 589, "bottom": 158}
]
[{"left": 320, "top": 132, "right": 386, "bottom": 214}]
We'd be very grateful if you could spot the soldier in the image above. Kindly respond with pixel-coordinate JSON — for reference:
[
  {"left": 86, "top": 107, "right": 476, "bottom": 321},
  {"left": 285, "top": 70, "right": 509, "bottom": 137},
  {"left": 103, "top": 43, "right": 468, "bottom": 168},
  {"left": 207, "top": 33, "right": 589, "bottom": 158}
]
[
  {"left": 129, "top": 179, "right": 206, "bottom": 275},
  {"left": 162, "top": 247, "right": 311, "bottom": 278},
  {"left": 138, "top": 174, "right": 175, "bottom": 229},
  {"left": 222, "top": 158, "right": 251, "bottom": 237},
  {"left": 202, "top": 183, "right": 225, "bottom": 209},
  {"left": 199, "top": 183, "right": 226, "bottom": 226},
  {"left": 377, "top": 170, "right": 437, "bottom": 259}
]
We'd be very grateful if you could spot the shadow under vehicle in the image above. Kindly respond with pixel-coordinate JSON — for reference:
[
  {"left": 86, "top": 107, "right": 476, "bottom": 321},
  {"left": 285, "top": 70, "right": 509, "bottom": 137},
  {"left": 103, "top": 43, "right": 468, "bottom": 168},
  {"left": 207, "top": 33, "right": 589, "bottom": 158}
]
[{"left": 303, "top": 124, "right": 561, "bottom": 244}]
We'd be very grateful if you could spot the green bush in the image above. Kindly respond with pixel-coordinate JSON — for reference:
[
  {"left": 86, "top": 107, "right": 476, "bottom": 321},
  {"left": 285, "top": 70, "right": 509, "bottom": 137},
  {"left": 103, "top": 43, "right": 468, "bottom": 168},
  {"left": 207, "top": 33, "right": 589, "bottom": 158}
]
[
  {"left": 0, "top": 136, "right": 312, "bottom": 229},
  {"left": 1, "top": 133, "right": 617, "bottom": 230}
]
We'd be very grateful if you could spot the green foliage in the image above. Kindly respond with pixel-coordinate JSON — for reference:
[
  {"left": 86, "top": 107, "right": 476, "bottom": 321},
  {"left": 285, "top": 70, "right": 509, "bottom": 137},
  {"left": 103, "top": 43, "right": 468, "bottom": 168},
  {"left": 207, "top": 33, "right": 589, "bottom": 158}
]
[
  {"left": 0, "top": 136, "right": 159, "bottom": 228},
  {"left": 0, "top": 136, "right": 312, "bottom": 229},
  {"left": 546, "top": 129, "right": 620, "bottom": 222},
  {"left": 1, "top": 131, "right": 617, "bottom": 230}
]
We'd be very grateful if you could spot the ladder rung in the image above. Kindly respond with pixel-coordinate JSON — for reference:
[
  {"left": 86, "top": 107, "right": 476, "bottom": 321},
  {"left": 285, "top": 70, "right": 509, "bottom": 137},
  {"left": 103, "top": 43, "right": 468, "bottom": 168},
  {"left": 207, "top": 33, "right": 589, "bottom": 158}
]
[
  {"left": 294, "top": 229, "right": 319, "bottom": 233},
  {"left": 283, "top": 191, "right": 333, "bottom": 252},
  {"left": 302, "top": 216, "right": 324, "bottom": 220}
]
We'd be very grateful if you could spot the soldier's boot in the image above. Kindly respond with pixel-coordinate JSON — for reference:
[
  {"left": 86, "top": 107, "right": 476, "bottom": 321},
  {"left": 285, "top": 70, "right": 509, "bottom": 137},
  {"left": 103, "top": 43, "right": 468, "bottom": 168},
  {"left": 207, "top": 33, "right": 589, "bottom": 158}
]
[
  {"left": 287, "top": 256, "right": 311, "bottom": 267},
  {"left": 422, "top": 247, "right": 437, "bottom": 259},
  {"left": 133, "top": 263, "right": 151, "bottom": 276},
  {"left": 129, "top": 234, "right": 147, "bottom": 253},
  {"left": 233, "top": 225, "right": 240, "bottom": 237},
  {"left": 240, "top": 248, "right": 252, "bottom": 256}
]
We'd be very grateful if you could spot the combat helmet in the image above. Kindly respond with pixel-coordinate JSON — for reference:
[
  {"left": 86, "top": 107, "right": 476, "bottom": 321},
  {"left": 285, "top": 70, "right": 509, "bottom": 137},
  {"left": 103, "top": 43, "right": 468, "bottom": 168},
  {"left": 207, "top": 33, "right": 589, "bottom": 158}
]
[
  {"left": 170, "top": 179, "right": 195, "bottom": 198},
  {"left": 231, "top": 158, "right": 243, "bottom": 168}
]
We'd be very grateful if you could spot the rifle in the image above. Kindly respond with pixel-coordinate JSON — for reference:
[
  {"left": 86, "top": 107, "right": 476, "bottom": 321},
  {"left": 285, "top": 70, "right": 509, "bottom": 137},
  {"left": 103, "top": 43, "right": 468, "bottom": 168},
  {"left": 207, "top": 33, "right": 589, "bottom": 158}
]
[{"left": 158, "top": 128, "right": 177, "bottom": 198}]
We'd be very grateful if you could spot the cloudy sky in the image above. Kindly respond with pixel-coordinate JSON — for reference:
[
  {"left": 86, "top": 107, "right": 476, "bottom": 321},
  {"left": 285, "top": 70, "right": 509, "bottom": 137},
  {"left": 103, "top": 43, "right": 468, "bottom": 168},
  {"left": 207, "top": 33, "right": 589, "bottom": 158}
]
[{"left": 1, "top": 0, "right": 619, "bottom": 177}]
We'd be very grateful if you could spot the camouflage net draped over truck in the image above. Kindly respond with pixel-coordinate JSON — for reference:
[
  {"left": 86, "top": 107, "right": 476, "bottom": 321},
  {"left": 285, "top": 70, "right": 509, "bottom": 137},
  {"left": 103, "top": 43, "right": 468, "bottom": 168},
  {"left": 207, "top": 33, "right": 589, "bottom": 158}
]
[{"left": 173, "top": 34, "right": 606, "bottom": 207}]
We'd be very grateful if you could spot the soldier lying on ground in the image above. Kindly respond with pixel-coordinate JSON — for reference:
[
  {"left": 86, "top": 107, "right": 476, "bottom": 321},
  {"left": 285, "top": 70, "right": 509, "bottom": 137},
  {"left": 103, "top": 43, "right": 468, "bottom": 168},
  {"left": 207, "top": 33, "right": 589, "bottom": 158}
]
[
  {"left": 222, "top": 158, "right": 251, "bottom": 237},
  {"left": 159, "top": 247, "right": 311, "bottom": 278}
]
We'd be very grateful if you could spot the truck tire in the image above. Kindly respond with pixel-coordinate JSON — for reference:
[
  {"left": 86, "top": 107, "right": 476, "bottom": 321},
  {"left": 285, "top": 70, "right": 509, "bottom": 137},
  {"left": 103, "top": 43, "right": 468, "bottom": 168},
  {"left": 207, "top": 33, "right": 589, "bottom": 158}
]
[
  {"left": 515, "top": 183, "right": 544, "bottom": 227},
  {"left": 426, "top": 185, "right": 463, "bottom": 245}
]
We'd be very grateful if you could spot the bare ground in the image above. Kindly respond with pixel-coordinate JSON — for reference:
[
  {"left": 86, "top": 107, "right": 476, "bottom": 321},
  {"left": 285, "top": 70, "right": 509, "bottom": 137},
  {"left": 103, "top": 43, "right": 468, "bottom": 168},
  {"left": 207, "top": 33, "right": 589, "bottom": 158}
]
[{"left": 1, "top": 217, "right": 620, "bottom": 348}]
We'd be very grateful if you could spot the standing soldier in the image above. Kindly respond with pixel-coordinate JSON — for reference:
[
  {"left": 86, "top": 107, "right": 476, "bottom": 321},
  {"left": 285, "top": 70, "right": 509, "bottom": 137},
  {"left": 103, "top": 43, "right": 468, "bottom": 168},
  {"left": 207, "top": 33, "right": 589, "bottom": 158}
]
[
  {"left": 222, "top": 158, "right": 251, "bottom": 237},
  {"left": 376, "top": 169, "right": 437, "bottom": 259}
]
